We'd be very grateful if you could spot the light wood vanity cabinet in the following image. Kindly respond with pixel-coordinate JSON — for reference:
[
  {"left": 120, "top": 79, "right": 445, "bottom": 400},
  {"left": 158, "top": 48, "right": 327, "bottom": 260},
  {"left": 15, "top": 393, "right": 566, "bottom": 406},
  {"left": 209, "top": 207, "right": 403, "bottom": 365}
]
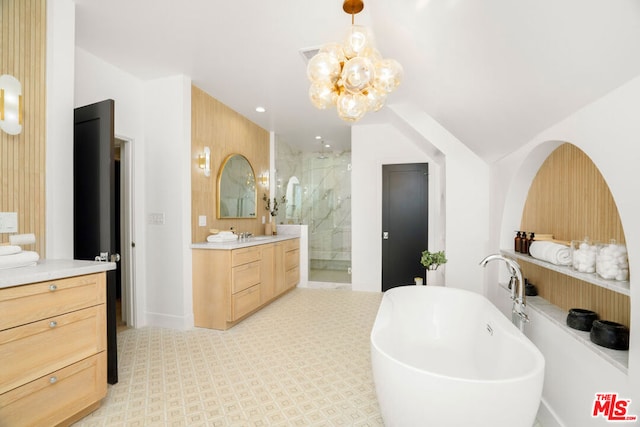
[
  {"left": 275, "top": 239, "right": 300, "bottom": 296},
  {"left": 0, "top": 272, "right": 107, "bottom": 426},
  {"left": 193, "top": 238, "right": 300, "bottom": 330}
]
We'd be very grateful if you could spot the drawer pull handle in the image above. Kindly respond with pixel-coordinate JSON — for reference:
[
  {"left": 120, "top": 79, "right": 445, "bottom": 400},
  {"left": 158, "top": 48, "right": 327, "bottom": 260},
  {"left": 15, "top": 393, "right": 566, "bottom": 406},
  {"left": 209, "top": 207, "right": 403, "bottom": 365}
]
[
  {"left": 49, "top": 284, "right": 58, "bottom": 291},
  {"left": 49, "top": 321, "right": 58, "bottom": 328},
  {"left": 49, "top": 376, "right": 57, "bottom": 384}
]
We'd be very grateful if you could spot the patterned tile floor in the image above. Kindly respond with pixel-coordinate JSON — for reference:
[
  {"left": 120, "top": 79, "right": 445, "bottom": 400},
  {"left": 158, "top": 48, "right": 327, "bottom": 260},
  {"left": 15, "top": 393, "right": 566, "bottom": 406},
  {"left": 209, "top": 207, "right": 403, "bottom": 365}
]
[{"left": 74, "top": 288, "right": 385, "bottom": 426}]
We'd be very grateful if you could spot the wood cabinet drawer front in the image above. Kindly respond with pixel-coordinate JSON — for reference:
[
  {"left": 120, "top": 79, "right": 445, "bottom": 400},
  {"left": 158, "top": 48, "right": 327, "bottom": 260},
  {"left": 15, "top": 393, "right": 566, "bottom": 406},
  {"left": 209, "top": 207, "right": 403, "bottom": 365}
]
[
  {"left": 284, "top": 249, "right": 300, "bottom": 271},
  {"left": 283, "top": 238, "right": 299, "bottom": 252},
  {"left": 231, "top": 247, "right": 261, "bottom": 267},
  {"left": 286, "top": 266, "right": 300, "bottom": 289},
  {"left": 0, "top": 273, "right": 105, "bottom": 331},
  {"left": 231, "top": 261, "right": 261, "bottom": 294},
  {"left": 0, "top": 352, "right": 107, "bottom": 427},
  {"left": 229, "top": 285, "right": 261, "bottom": 321},
  {"left": 0, "top": 305, "right": 106, "bottom": 395}
]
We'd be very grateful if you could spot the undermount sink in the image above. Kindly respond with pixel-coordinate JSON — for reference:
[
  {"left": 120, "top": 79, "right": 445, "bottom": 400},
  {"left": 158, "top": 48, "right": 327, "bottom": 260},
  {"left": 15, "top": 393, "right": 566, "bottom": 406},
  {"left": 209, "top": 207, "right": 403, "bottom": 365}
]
[{"left": 251, "top": 236, "right": 273, "bottom": 241}]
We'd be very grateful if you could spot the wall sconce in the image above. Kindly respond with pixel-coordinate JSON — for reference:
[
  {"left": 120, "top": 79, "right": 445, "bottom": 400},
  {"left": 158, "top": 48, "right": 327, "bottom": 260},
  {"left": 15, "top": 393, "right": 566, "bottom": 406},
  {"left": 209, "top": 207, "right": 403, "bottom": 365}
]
[
  {"left": 258, "top": 171, "right": 269, "bottom": 188},
  {"left": 0, "top": 74, "right": 23, "bottom": 135},
  {"left": 198, "top": 146, "right": 211, "bottom": 177}
]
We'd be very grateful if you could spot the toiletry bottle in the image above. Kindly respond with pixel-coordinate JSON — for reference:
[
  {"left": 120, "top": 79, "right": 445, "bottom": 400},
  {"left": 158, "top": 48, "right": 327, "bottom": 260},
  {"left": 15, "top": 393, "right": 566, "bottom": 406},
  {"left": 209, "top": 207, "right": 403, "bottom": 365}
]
[
  {"left": 514, "top": 231, "right": 522, "bottom": 253},
  {"left": 527, "top": 232, "right": 535, "bottom": 255},
  {"left": 521, "top": 232, "right": 529, "bottom": 254}
]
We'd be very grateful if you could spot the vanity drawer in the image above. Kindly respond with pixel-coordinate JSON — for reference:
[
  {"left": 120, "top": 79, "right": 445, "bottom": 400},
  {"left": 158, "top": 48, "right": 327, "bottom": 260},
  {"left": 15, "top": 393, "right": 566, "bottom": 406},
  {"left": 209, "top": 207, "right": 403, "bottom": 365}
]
[
  {"left": 284, "top": 249, "right": 300, "bottom": 271},
  {"left": 0, "top": 305, "right": 106, "bottom": 395},
  {"left": 0, "top": 352, "right": 107, "bottom": 427},
  {"left": 231, "top": 246, "right": 261, "bottom": 267},
  {"left": 231, "top": 261, "right": 261, "bottom": 294},
  {"left": 283, "top": 238, "right": 299, "bottom": 252},
  {"left": 0, "top": 273, "right": 105, "bottom": 331},
  {"left": 285, "top": 266, "right": 300, "bottom": 289},
  {"left": 229, "top": 284, "right": 261, "bottom": 321}
]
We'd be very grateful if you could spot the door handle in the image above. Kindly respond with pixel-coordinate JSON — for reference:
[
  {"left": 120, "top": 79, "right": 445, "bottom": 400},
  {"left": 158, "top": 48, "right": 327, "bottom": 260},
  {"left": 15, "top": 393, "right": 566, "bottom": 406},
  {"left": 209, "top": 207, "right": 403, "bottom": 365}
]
[
  {"left": 110, "top": 253, "right": 121, "bottom": 262},
  {"left": 383, "top": 231, "right": 389, "bottom": 240}
]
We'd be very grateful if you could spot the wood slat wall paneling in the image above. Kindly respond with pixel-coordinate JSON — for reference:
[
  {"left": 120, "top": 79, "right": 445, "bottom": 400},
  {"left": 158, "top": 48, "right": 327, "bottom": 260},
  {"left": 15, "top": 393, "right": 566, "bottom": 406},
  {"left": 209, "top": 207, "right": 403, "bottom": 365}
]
[
  {"left": 0, "top": 0, "right": 46, "bottom": 255},
  {"left": 191, "top": 86, "right": 269, "bottom": 243},
  {"left": 520, "top": 143, "right": 629, "bottom": 327}
]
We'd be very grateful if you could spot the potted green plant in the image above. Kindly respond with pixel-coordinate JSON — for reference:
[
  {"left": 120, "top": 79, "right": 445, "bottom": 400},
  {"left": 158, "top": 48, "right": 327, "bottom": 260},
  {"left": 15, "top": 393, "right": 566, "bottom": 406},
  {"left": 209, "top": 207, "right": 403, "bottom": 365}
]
[{"left": 420, "top": 250, "right": 447, "bottom": 285}]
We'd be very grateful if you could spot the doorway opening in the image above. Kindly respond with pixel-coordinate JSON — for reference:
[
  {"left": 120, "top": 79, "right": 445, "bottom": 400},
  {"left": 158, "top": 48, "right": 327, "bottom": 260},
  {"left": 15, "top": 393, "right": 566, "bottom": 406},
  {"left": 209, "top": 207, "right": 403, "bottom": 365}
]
[
  {"left": 381, "top": 163, "right": 429, "bottom": 292},
  {"left": 115, "top": 136, "right": 136, "bottom": 332}
]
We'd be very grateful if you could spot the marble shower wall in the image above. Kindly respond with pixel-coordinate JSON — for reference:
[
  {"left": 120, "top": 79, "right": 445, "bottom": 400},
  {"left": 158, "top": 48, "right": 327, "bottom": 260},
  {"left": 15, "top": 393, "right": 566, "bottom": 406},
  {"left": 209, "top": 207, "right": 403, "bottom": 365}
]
[{"left": 275, "top": 139, "right": 351, "bottom": 273}]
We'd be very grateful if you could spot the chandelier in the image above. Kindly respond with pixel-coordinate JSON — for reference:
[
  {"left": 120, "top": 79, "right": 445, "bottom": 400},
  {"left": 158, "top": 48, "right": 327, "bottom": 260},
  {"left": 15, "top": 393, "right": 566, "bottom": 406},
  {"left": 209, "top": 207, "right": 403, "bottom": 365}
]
[{"left": 306, "top": 0, "right": 403, "bottom": 123}]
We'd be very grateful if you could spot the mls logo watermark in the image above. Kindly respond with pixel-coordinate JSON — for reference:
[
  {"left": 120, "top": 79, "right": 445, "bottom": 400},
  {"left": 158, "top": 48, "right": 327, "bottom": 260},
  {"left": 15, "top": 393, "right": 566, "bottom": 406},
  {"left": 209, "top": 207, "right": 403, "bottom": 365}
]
[{"left": 593, "top": 393, "right": 637, "bottom": 422}]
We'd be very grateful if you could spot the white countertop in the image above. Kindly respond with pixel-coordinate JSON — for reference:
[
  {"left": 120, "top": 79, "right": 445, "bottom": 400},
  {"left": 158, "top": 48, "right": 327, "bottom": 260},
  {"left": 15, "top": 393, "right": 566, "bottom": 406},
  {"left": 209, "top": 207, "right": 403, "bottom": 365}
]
[
  {"left": 0, "top": 259, "right": 117, "bottom": 289},
  {"left": 191, "top": 234, "right": 299, "bottom": 250}
]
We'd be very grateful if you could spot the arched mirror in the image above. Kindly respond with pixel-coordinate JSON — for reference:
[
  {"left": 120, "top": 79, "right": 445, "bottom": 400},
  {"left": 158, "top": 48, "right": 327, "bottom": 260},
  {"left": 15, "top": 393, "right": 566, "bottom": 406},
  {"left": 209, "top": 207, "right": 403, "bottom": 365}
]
[
  {"left": 217, "top": 154, "right": 257, "bottom": 218},
  {"left": 286, "top": 176, "right": 302, "bottom": 222}
]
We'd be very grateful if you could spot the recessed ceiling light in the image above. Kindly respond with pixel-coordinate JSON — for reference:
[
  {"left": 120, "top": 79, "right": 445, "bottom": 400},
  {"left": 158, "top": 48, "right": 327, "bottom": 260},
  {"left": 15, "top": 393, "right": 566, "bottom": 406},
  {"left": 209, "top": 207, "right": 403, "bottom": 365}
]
[
  {"left": 256, "top": 106, "right": 266, "bottom": 113},
  {"left": 315, "top": 135, "right": 322, "bottom": 140},
  {"left": 324, "top": 143, "right": 331, "bottom": 148}
]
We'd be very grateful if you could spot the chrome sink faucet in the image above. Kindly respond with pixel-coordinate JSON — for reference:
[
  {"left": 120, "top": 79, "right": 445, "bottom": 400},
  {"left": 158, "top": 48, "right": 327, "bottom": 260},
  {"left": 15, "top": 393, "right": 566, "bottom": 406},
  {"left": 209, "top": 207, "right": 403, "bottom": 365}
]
[{"left": 480, "top": 254, "right": 529, "bottom": 331}]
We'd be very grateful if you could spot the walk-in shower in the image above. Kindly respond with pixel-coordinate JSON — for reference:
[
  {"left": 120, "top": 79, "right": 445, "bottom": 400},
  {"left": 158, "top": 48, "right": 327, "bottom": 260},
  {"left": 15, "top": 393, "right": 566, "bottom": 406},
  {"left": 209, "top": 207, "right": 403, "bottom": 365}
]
[{"left": 275, "top": 140, "right": 351, "bottom": 285}]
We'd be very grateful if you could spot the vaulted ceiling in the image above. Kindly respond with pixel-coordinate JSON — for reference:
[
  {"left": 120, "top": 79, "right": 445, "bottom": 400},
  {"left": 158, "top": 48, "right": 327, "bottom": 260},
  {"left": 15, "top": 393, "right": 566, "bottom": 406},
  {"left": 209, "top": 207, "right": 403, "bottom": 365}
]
[{"left": 74, "top": 0, "right": 640, "bottom": 161}]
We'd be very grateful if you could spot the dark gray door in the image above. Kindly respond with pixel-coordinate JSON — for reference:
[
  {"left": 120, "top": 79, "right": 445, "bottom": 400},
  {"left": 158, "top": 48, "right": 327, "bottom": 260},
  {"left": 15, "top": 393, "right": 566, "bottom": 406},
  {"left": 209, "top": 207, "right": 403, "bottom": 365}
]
[
  {"left": 74, "top": 99, "right": 118, "bottom": 384},
  {"left": 382, "top": 163, "right": 429, "bottom": 291}
]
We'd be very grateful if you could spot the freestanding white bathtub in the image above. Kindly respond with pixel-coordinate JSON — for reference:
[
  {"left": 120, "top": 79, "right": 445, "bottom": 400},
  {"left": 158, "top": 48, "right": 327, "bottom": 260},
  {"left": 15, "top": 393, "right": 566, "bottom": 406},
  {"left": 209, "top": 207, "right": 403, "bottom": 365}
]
[{"left": 371, "top": 286, "right": 544, "bottom": 427}]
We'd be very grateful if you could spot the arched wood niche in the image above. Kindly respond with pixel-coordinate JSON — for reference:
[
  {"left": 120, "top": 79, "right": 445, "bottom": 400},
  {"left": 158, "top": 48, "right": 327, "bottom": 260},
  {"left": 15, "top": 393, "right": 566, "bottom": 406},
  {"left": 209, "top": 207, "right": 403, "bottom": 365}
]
[{"left": 519, "top": 143, "right": 630, "bottom": 327}]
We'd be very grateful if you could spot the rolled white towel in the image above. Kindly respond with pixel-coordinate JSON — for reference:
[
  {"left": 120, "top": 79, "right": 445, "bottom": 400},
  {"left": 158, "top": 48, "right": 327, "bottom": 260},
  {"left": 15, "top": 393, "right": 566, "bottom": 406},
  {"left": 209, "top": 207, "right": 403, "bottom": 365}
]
[
  {"left": 0, "top": 251, "right": 39, "bottom": 270},
  {"left": 0, "top": 245, "right": 22, "bottom": 256},
  {"left": 529, "top": 241, "right": 571, "bottom": 265},
  {"left": 207, "top": 234, "right": 238, "bottom": 243}
]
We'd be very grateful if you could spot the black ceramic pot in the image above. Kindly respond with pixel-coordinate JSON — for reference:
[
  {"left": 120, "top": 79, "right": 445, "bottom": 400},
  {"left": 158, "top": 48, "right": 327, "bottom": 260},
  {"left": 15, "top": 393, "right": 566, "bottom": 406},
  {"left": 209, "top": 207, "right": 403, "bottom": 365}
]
[
  {"left": 590, "top": 320, "right": 629, "bottom": 350},
  {"left": 566, "top": 308, "right": 598, "bottom": 331}
]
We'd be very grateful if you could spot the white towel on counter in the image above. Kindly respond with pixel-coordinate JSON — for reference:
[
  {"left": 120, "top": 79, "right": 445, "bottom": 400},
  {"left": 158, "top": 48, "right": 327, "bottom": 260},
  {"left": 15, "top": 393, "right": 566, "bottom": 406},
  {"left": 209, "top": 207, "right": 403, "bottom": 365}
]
[
  {"left": 207, "top": 233, "right": 238, "bottom": 243},
  {"left": 0, "top": 245, "right": 22, "bottom": 256},
  {"left": 528, "top": 241, "right": 571, "bottom": 265},
  {"left": 0, "top": 251, "right": 40, "bottom": 269}
]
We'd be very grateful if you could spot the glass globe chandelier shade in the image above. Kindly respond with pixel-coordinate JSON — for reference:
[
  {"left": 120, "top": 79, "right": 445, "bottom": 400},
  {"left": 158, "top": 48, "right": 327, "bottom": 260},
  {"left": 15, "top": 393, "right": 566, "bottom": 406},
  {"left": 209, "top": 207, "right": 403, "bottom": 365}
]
[{"left": 306, "top": 1, "right": 403, "bottom": 123}]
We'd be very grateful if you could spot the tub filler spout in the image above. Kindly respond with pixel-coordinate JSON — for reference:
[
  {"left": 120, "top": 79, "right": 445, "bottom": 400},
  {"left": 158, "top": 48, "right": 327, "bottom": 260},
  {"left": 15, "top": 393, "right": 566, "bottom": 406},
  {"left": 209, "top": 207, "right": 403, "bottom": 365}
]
[{"left": 480, "top": 253, "right": 529, "bottom": 331}]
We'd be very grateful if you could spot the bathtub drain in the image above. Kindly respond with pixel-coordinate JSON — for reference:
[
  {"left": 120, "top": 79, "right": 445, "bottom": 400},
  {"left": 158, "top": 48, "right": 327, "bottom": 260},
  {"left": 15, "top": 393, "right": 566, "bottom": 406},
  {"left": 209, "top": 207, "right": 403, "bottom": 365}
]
[{"left": 486, "top": 324, "right": 494, "bottom": 336}]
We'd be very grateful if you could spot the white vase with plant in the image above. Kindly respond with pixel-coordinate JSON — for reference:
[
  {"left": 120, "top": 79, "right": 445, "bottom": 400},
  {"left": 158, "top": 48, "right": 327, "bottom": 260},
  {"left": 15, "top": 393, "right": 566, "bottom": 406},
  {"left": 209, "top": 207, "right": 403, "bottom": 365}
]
[{"left": 420, "top": 250, "right": 447, "bottom": 286}]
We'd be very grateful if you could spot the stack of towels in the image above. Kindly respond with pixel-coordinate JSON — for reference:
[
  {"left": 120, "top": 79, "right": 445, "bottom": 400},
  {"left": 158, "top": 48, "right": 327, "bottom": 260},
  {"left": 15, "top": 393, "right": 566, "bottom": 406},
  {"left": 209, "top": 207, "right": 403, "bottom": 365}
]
[
  {"left": 0, "top": 233, "right": 40, "bottom": 269},
  {"left": 206, "top": 231, "right": 238, "bottom": 243},
  {"left": 528, "top": 241, "right": 571, "bottom": 266}
]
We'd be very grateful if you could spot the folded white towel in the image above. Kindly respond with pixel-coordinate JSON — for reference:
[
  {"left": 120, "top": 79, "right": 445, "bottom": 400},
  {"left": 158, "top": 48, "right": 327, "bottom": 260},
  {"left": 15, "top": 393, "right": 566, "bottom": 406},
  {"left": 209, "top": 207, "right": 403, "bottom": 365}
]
[
  {"left": 0, "top": 251, "right": 39, "bottom": 269},
  {"left": 207, "top": 234, "right": 238, "bottom": 243},
  {"left": 9, "top": 233, "right": 36, "bottom": 246},
  {"left": 0, "top": 245, "right": 22, "bottom": 256},
  {"left": 528, "top": 241, "right": 571, "bottom": 265}
]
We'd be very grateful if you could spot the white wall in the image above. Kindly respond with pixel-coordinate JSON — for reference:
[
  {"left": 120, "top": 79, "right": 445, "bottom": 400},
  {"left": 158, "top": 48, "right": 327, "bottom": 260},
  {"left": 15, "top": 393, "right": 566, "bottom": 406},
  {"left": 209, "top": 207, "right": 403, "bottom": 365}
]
[
  {"left": 143, "top": 76, "right": 193, "bottom": 329},
  {"left": 351, "top": 108, "right": 490, "bottom": 294},
  {"left": 46, "top": 0, "right": 75, "bottom": 259},
  {"left": 490, "top": 75, "right": 640, "bottom": 426}
]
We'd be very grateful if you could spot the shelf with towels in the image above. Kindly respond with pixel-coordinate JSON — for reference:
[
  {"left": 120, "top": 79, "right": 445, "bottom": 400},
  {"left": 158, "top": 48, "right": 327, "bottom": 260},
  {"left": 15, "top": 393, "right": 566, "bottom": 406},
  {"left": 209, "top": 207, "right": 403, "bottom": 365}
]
[{"left": 501, "top": 249, "right": 630, "bottom": 297}]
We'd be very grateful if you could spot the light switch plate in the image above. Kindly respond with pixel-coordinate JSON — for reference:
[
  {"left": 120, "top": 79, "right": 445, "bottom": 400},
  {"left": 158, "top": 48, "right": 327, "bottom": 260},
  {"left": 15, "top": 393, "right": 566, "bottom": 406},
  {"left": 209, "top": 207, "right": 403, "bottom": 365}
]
[
  {"left": 148, "top": 212, "right": 165, "bottom": 225},
  {"left": 199, "top": 215, "right": 207, "bottom": 227},
  {"left": 0, "top": 212, "right": 18, "bottom": 233}
]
